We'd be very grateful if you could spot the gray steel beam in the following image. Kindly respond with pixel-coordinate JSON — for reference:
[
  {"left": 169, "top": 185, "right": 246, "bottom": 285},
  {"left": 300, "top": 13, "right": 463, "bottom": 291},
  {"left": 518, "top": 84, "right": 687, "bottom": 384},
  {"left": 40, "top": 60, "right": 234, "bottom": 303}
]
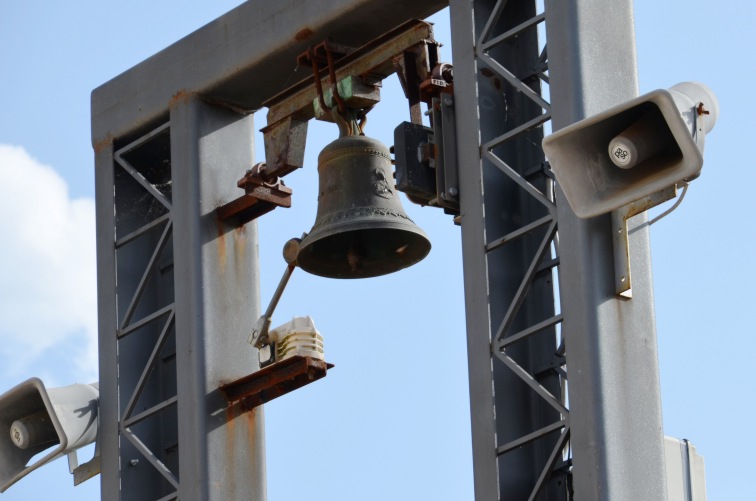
[
  {"left": 450, "top": 1, "right": 499, "bottom": 490},
  {"left": 93, "top": 141, "right": 119, "bottom": 497},
  {"left": 96, "top": 94, "right": 266, "bottom": 501},
  {"left": 91, "top": 0, "right": 447, "bottom": 144},
  {"left": 545, "top": 0, "right": 668, "bottom": 499},
  {"left": 169, "top": 97, "right": 266, "bottom": 501}
]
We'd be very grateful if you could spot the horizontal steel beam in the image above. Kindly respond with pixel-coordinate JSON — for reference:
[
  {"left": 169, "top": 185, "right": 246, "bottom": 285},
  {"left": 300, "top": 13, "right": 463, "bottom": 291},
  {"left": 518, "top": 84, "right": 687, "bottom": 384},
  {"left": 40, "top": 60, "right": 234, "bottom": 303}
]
[{"left": 91, "top": 0, "right": 448, "bottom": 144}]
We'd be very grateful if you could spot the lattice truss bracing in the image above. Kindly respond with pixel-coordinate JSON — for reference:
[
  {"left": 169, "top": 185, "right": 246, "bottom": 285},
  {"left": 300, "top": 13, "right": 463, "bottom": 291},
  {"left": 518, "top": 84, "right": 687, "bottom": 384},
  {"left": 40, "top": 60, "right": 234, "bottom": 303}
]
[
  {"left": 469, "top": 0, "right": 569, "bottom": 498},
  {"left": 112, "top": 123, "right": 180, "bottom": 501}
]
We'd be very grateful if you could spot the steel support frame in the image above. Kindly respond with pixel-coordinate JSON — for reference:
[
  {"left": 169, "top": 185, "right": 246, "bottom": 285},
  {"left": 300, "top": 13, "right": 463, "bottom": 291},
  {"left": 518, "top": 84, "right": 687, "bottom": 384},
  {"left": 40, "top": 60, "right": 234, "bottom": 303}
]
[
  {"left": 450, "top": 1, "right": 568, "bottom": 499},
  {"left": 451, "top": 0, "right": 668, "bottom": 499},
  {"left": 95, "top": 101, "right": 266, "bottom": 500},
  {"left": 93, "top": 1, "right": 669, "bottom": 499},
  {"left": 92, "top": 1, "right": 449, "bottom": 500}
]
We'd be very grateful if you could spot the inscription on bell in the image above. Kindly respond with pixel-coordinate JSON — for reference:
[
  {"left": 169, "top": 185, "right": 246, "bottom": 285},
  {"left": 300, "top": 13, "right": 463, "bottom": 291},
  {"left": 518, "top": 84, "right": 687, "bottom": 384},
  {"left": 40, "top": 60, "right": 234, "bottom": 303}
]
[{"left": 323, "top": 184, "right": 340, "bottom": 195}]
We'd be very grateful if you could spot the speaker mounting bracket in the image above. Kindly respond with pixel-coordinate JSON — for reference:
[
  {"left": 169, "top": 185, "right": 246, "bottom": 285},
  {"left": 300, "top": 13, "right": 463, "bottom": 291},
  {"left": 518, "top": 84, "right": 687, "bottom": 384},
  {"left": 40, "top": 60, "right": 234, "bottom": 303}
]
[{"left": 612, "top": 185, "right": 677, "bottom": 298}]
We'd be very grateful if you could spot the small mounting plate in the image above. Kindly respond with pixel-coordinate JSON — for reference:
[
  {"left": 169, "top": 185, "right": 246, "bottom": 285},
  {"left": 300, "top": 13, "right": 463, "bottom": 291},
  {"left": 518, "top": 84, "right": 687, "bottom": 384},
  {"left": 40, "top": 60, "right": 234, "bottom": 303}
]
[
  {"left": 216, "top": 164, "right": 293, "bottom": 226},
  {"left": 219, "top": 356, "right": 333, "bottom": 410}
]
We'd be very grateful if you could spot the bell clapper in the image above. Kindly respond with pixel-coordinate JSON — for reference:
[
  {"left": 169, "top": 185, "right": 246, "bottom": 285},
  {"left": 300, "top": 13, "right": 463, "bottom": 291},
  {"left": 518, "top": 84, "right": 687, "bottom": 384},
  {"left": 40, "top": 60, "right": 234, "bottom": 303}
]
[{"left": 346, "top": 242, "right": 365, "bottom": 273}]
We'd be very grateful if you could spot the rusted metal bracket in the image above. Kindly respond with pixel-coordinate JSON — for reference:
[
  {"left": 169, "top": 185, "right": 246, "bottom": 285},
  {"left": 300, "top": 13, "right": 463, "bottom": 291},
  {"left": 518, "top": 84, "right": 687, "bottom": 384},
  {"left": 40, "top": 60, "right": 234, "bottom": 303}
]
[
  {"left": 299, "top": 40, "right": 355, "bottom": 118},
  {"left": 72, "top": 454, "right": 101, "bottom": 486},
  {"left": 261, "top": 19, "right": 438, "bottom": 180},
  {"left": 297, "top": 40, "right": 355, "bottom": 69},
  {"left": 216, "top": 162, "right": 293, "bottom": 226},
  {"left": 392, "top": 39, "right": 449, "bottom": 124},
  {"left": 612, "top": 185, "right": 677, "bottom": 298},
  {"left": 420, "top": 62, "right": 454, "bottom": 103},
  {"left": 225, "top": 20, "right": 440, "bottom": 225},
  {"left": 219, "top": 355, "right": 333, "bottom": 411}
]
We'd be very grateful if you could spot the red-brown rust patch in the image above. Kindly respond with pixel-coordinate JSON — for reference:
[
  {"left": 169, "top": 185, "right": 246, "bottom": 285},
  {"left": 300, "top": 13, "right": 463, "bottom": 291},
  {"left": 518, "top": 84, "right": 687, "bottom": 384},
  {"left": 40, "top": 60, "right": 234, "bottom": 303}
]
[
  {"left": 295, "top": 28, "right": 314, "bottom": 41},
  {"left": 479, "top": 67, "right": 501, "bottom": 89},
  {"left": 217, "top": 219, "right": 228, "bottom": 270},
  {"left": 247, "top": 408, "right": 258, "bottom": 471},
  {"left": 224, "top": 404, "right": 238, "bottom": 495},
  {"left": 233, "top": 225, "right": 246, "bottom": 273},
  {"left": 93, "top": 134, "right": 114, "bottom": 154},
  {"left": 169, "top": 89, "right": 192, "bottom": 107}
]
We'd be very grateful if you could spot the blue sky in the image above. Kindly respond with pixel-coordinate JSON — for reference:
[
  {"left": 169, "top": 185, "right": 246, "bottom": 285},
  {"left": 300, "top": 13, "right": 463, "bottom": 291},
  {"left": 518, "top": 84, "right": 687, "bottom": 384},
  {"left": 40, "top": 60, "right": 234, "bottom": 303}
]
[{"left": 0, "top": 1, "right": 753, "bottom": 500}]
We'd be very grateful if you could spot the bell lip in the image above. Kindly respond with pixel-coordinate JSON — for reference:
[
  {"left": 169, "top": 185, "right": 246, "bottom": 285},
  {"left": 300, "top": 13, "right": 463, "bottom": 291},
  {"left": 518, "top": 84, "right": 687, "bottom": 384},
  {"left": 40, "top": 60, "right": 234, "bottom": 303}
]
[
  {"left": 296, "top": 224, "right": 432, "bottom": 280},
  {"left": 303, "top": 133, "right": 430, "bottom": 279}
]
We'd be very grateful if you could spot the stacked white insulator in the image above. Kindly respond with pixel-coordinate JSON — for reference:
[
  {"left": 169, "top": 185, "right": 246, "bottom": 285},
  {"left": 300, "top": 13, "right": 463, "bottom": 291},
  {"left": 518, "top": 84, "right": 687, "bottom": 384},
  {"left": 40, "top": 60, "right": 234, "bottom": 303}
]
[{"left": 268, "top": 316, "right": 325, "bottom": 362}]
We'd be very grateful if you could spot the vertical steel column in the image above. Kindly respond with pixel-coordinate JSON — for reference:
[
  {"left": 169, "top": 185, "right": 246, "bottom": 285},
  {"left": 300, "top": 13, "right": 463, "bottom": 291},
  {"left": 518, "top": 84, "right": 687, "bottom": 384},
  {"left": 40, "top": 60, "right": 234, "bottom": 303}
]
[
  {"left": 94, "top": 141, "right": 119, "bottom": 498},
  {"left": 170, "top": 97, "right": 266, "bottom": 501},
  {"left": 450, "top": 0, "right": 568, "bottom": 499},
  {"left": 545, "top": 0, "right": 667, "bottom": 500},
  {"left": 95, "top": 98, "right": 266, "bottom": 500}
]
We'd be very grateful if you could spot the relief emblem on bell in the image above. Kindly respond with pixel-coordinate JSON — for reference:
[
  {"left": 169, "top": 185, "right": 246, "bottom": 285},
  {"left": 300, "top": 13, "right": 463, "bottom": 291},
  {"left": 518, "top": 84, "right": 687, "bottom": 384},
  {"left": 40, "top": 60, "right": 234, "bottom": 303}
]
[{"left": 372, "top": 169, "right": 393, "bottom": 199}]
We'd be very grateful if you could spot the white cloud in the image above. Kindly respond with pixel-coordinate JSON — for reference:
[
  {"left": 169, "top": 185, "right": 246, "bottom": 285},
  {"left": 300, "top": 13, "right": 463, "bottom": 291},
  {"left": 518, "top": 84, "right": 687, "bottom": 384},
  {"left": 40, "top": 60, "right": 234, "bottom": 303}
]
[{"left": 0, "top": 145, "right": 97, "bottom": 383}]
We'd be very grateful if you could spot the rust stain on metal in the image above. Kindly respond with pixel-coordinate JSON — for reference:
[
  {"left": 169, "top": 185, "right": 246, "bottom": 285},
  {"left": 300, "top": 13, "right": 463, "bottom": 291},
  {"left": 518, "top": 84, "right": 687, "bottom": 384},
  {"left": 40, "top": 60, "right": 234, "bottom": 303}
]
[
  {"left": 479, "top": 67, "right": 501, "bottom": 89},
  {"left": 265, "top": 20, "right": 434, "bottom": 120},
  {"left": 246, "top": 409, "right": 259, "bottom": 473},
  {"left": 295, "top": 28, "right": 314, "bottom": 41},
  {"left": 233, "top": 225, "right": 246, "bottom": 273},
  {"left": 219, "top": 356, "right": 333, "bottom": 410},
  {"left": 224, "top": 404, "right": 239, "bottom": 495},
  {"left": 216, "top": 220, "right": 228, "bottom": 270},
  {"left": 169, "top": 89, "right": 192, "bottom": 107},
  {"left": 93, "top": 134, "right": 114, "bottom": 154}
]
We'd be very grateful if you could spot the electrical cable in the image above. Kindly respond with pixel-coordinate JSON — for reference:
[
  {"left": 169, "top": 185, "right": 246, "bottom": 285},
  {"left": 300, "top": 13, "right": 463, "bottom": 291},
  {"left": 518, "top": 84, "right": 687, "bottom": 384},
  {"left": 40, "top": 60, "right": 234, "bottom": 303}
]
[{"left": 647, "top": 183, "right": 688, "bottom": 226}]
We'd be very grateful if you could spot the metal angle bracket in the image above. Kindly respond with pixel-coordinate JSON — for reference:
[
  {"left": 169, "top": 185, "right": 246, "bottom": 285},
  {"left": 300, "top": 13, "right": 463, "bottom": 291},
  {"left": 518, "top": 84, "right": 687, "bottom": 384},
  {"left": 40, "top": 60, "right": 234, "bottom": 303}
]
[
  {"left": 71, "top": 408, "right": 101, "bottom": 486},
  {"left": 612, "top": 185, "right": 677, "bottom": 298},
  {"left": 219, "top": 356, "right": 334, "bottom": 411},
  {"left": 72, "top": 454, "right": 101, "bottom": 487},
  {"left": 430, "top": 95, "right": 460, "bottom": 215},
  {"left": 216, "top": 162, "right": 293, "bottom": 226}
]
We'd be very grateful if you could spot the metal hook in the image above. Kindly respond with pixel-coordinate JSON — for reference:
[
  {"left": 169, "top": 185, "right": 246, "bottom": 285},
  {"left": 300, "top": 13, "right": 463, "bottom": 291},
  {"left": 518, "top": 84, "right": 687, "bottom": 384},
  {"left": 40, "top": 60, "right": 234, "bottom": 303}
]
[
  {"left": 309, "top": 47, "right": 330, "bottom": 120},
  {"left": 325, "top": 44, "right": 347, "bottom": 115}
]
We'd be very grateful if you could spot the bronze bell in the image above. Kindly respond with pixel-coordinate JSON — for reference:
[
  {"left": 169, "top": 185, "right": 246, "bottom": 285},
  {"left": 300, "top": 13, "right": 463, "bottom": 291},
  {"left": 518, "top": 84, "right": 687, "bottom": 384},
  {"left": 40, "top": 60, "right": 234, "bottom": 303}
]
[{"left": 297, "top": 134, "right": 431, "bottom": 279}]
